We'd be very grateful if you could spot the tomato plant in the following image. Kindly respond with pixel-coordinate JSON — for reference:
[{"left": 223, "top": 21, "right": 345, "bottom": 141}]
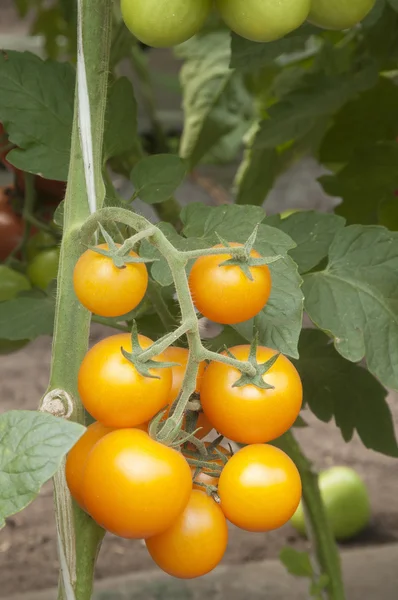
[
  {"left": 73, "top": 244, "right": 148, "bottom": 317},
  {"left": 2, "top": 1, "right": 398, "bottom": 598},
  {"left": 189, "top": 243, "right": 272, "bottom": 325},
  {"left": 0, "top": 265, "right": 31, "bottom": 354},
  {"left": 82, "top": 429, "right": 192, "bottom": 538},
  {"left": 78, "top": 333, "right": 173, "bottom": 427},
  {"left": 146, "top": 490, "right": 228, "bottom": 578},
  {"left": 200, "top": 345, "right": 302, "bottom": 444},
  {"left": 218, "top": 444, "right": 302, "bottom": 532}
]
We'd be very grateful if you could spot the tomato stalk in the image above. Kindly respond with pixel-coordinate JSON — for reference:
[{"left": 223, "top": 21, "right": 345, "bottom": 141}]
[
  {"left": 41, "top": 0, "right": 113, "bottom": 598},
  {"left": 274, "top": 431, "right": 346, "bottom": 600}
]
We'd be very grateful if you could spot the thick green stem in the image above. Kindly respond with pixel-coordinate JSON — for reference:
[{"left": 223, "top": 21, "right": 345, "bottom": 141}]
[
  {"left": 44, "top": 0, "right": 113, "bottom": 598},
  {"left": 274, "top": 431, "right": 346, "bottom": 600}
]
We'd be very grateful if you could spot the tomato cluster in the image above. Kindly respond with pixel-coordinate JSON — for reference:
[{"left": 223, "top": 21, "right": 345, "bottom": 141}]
[
  {"left": 120, "top": 0, "right": 375, "bottom": 47},
  {"left": 67, "top": 240, "right": 303, "bottom": 579}
]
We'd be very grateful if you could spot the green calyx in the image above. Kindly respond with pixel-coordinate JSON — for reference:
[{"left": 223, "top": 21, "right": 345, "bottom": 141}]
[
  {"left": 217, "top": 227, "right": 281, "bottom": 281},
  {"left": 121, "top": 322, "right": 177, "bottom": 378},
  {"left": 228, "top": 335, "right": 280, "bottom": 390},
  {"left": 90, "top": 223, "right": 155, "bottom": 269}
]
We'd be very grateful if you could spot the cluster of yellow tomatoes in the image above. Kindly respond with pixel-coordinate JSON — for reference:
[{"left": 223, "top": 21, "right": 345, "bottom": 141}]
[
  {"left": 120, "top": 0, "right": 376, "bottom": 48},
  {"left": 66, "top": 240, "right": 303, "bottom": 578}
]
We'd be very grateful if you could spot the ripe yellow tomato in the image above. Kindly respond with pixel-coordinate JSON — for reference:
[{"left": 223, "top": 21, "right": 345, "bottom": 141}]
[
  {"left": 73, "top": 243, "right": 148, "bottom": 317},
  {"left": 78, "top": 333, "right": 172, "bottom": 428},
  {"left": 200, "top": 345, "right": 302, "bottom": 444},
  {"left": 65, "top": 422, "right": 114, "bottom": 508},
  {"left": 188, "top": 243, "right": 271, "bottom": 325},
  {"left": 146, "top": 490, "right": 228, "bottom": 578},
  {"left": 216, "top": 0, "right": 310, "bottom": 43},
  {"left": 83, "top": 429, "right": 192, "bottom": 538},
  {"left": 218, "top": 444, "right": 302, "bottom": 532}
]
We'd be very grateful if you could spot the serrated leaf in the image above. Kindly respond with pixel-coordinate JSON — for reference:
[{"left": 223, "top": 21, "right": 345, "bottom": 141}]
[
  {"left": 130, "top": 154, "right": 186, "bottom": 205},
  {"left": 303, "top": 225, "right": 398, "bottom": 390},
  {"left": 0, "top": 410, "right": 85, "bottom": 528},
  {"left": 265, "top": 212, "right": 346, "bottom": 273},
  {"left": 295, "top": 329, "right": 398, "bottom": 456},
  {"left": 319, "top": 78, "right": 398, "bottom": 165},
  {"left": 103, "top": 77, "right": 138, "bottom": 162},
  {"left": 177, "top": 30, "right": 253, "bottom": 168},
  {"left": 230, "top": 24, "right": 319, "bottom": 72},
  {"left": 0, "top": 51, "right": 74, "bottom": 180},
  {"left": 254, "top": 64, "right": 378, "bottom": 150},
  {"left": 280, "top": 547, "right": 313, "bottom": 577},
  {"left": 0, "top": 295, "right": 55, "bottom": 340},
  {"left": 181, "top": 203, "right": 266, "bottom": 239},
  {"left": 320, "top": 143, "right": 398, "bottom": 225}
]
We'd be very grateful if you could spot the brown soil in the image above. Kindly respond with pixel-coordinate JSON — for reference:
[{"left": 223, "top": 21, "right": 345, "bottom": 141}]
[{"left": 1, "top": 328, "right": 397, "bottom": 597}]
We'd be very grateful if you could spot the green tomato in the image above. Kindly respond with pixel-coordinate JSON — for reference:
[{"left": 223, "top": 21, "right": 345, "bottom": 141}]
[
  {"left": 308, "top": 0, "right": 375, "bottom": 30},
  {"left": 26, "top": 230, "right": 58, "bottom": 261},
  {"left": 216, "top": 0, "right": 311, "bottom": 43},
  {"left": 291, "top": 467, "right": 371, "bottom": 541},
  {"left": 0, "top": 265, "right": 31, "bottom": 354},
  {"left": 27, "top": 247, "right": 60, "bottom": 290},
  {"left": 121, "top": 0, "right": 212, "bottom": 48}
]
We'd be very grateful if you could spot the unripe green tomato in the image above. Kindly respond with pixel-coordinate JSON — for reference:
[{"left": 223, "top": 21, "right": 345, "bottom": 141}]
[
  {"left": 216, "top": 0, "right": 311, "bottom": 43},
  {"left": 308, "top": 0, "right": 375, "bottom": 30},
  {"left": 26, "top": 230, "right": 58, "bottom": 261},
  {"left": 121, "top": 0, "right": 212, "bottom": 48},
  {"left": 0, "top": 265, "right": 31, "bottom": 354},
  {"left": 27, "top": 247, "right": 60, "bottom": 290},
  {"left": 291, "top": 467, "right": 371, "bottom": 541}
]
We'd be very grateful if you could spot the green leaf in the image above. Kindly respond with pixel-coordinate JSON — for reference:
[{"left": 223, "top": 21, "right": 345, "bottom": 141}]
[
  {"left": 295, "top": 329, "right": 398, "bottom": 456},
  {"left": 181, "top": 203, "right": 266, "bottom": 239},
  {"left": 320, "top": 143, "right": 398, "bottom": 225},
  {"left": 177, "top": 30, "right": 253, "bottom": 168},
  {"left": 254, "top": 64, "right": 378, "bottom": 150},
  {"left": 265, "top": 211, "right": 346, "bottom": 273},
  {"left": 130, "top": 155, "right": 186, "bottom": 205},
  {"left": 303, "top": 225, "right": 398, "bottom": 390},
  {"left": 0, "top": 294, "right": 55, "bottom": 340},
  {"left": 279, "top": 547, "right": 313, "bottom": 577},
  {"left": 0, "top": 51, "right": 74, "bottom": 180},
  {"left": 0, "top": 410, "right": 85, "bottom": 528},
  {"left": 230, "top": 24, "right": 319, "bottom": 72},
  {"left": 234, "top": 124, "right": 279, "bottom": 206},
  {"left": 319, "top": 78, "right": 398, "bottom": 165},
  {"left": 103, "top": 77, "right": 138, "bottom": 161}
]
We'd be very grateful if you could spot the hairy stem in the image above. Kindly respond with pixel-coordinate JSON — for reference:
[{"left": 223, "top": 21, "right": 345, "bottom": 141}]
[{"left": 274, "top": 431, "right": 346, "bottom": 600}]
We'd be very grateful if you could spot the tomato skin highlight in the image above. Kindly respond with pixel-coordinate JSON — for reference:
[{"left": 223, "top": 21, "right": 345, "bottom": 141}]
[
  {"left": 66, "top": 422, "right": 115, "bottom": 508},
  {"left": 121, "top": 0, "right": 212, "bottom": 48},
  {"left": 146, "top": 490, "right": 228, "bottom": 578},
  {"left": 200, "top": 345, "right": 302, "bottom": 444},
  {"left": 218, "top": 444, "right": 302, "bottom": 532},
  {"left": 73, "top": 243, "right": 148, "bottom": 317},
  {"left": 188, "top": 243, "right": 271, "bottom": 325},
  {"left": 78, "top": 333, "right": 172, "bottom": 428},
  {"left": 83, "top": 429, "right": 192, "bottom": 539}
]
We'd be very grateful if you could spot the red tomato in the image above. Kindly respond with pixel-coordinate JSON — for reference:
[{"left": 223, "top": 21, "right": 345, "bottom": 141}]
[
  {"left": 83, "top": 429, "right": 192, "bottom": 538},
  {"left": 200, "top": 345, "right": 302, "bottom": 444},
  {"left": 78, "top": 333, "right": 173, "bottom": 428},
  {"left": 146, "top": 490, "right": 228, "bottom": 578},
  {"left": 218, "top": 444, "right": 302, "bottom": 532},
  {"left": 0, "top": 186, "right": 23, "bottom": 261}
]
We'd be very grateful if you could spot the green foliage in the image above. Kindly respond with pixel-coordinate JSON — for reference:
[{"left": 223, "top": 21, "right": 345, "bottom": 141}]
[
  {"left": 103, "top": 77, "right": 138, "bottom": 162},
  {"left": 279, "top": 547, "right": 313, "bottom": 577},
  {"left": 130, "top": 155, "right": 187, "bottom": 204},
  {"left": 303, "top": 226, "right": 398, "bottom": 390},
  {"left": 0, "top": 293, "right": 55, "bottom": 341},
  {"left": 0, "top": 410, "right": 85, "bottom": 528},
  {"left": 295, "top": 330, "right": 398, "bottom": 456}
]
